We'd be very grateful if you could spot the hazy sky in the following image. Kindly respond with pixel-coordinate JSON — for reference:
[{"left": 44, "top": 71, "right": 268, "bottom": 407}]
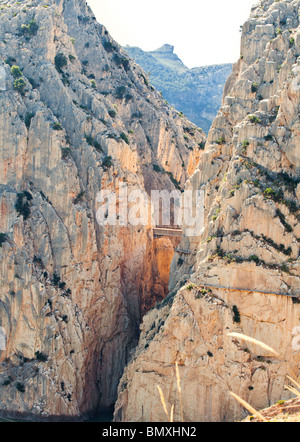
[{"left": 87, "top": 0, "right": 258, "bottom": 67}]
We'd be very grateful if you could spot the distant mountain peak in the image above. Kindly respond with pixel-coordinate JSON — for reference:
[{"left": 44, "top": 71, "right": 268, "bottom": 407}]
[
  {"left": 124, "top": 44, "right": 232, "bottom": 133},
  {"left": 154, "top": 44, "right": 175, "bottom": 53}
]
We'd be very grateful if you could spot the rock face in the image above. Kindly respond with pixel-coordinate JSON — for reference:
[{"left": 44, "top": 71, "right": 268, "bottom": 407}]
[
  {"left": 0, "top": 0, "right": 205, "bottom": 420},
  {"left": 124, "top": 44, "right": 232, "bottom": 133},
  {"left": 115, "top": 0, "right": 300, "bottom": 422}
]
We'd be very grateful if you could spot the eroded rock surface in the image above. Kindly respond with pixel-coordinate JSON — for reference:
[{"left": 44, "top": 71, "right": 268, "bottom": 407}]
[
  {"left": 0, "top": 0, "right": 205, "bottom": 419},
  {"left": 115, "top": 0, "right": 300, "bottom": 422}
]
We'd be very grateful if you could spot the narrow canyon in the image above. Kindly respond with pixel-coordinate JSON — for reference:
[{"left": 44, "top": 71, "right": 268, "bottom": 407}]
[{"left": 0, "top": 0, "right": 299, "bottom": 423}]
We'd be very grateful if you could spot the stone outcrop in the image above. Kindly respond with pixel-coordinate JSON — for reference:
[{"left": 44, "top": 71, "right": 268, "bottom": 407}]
[
  {"left": 124, "top": 44, "right": 232, "bottom": 133},
  {"left": 0, "top": 0, "right": 205, "bottom": 420},
  {"left": 115, "top": 0, "right": 300, "bottom": 422}
]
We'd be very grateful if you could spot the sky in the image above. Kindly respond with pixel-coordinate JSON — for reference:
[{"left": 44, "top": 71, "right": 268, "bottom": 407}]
[{"left": 87, "top": 0, "right": 258, "bottom": 68}]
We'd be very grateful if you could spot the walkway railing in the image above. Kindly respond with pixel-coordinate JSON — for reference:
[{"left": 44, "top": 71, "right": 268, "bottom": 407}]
[
  {"left": 153, "top": 226, "right": 183, "bottom": 238},
  {"left": 187, "top": 280, "right": 300, "bottom": 299}
]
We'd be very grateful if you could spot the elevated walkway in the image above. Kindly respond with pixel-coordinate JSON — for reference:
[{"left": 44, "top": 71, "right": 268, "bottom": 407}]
[
  {"left": 153, "top": 226, "right": 183, "bottom": 238},
  {"left": 188, "top": 280, "right": 300, "bottom": 300}
]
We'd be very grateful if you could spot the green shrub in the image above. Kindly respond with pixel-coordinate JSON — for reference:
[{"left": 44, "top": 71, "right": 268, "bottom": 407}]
[
  {"left": 114, "top": 85, "right": 126, "bottom": 99},
  {"left": 186, "top": 284, "right": 196, "bottom": 291},
  {"left": 248, "top": 115, "right": 261, "bottom": 124},
  {"left": 289, "top": 38, "right": 295, "bottom": 48},
  {"left": 0, "top": 233, "right": 8, "bottom": 247},
  {"left": 108, "top": 109, "right": 116, "bottom": 118},
  {"left": 21, "top": 19, "right": 38, "bottom": 37},
  {"left": 166, "top": 171, "right": 181, "bottom": 190},
  {"left": 84, "top": 135, "right": 102, "bottom": 152},
  {"left": 90, "top": 80, "right": 96, "bottom": 89},
  {"left": 102, "top": 156, "right": 113, "bottom": 170},
  {"left": 4, "top": 56, "right": 17, "bottom": 67},
  {"left": 276, "top": 209, "right": 293, "bottom": 233},
  {"left": 251, "top": 83, "right": 259, "bottom": 93},
  {"left": 74, "top": 191, "right": 85, "bottom": 205},
  {"left": 249, "top": 255, "right": 260, "bottom": 264},
  {"left": 216, "top": 136, "right": 225, "bottom": 145},
  {"left": 141, "top": 73, "right": 149, "bottom": 86},
  {"left": 233, "top": 305, "right": 241, "bottom": 323},
  {"left": 120, "top": 132, "right": 129, "bottom": 144},
  {"left": 13, "top": 77, "right": 26, "bottom": 94},
  {"left": 178, "top": 257, "right": 184, "bottom": 267},
  {"left": 15, "top": 191, "right": 32, "bottom": 220},
  {"left": 52, "top": 274, "right": 61, "bottom": 286},
  {"left": 25, "top": 112, "right": 34, "bottom": 129},
  {"left": 153, "top": 164, "right": 161, "bottom": 173},
  {"left": 264, "top": 134, "right": 273, "bottom": 141},
  {"left": 61, "top": 147, "right": 71, "bottom": 160},
  {"left": 264, "top": 187, "right": 275, "bottom": 197},
  {"left": 2, "top": 377, "right": 12, "bottom": 386},
  {"left": 11, "top": 65, "right": 22, "bottom": 78},
  {"left": 103, "top": 41, "right": 115, "bottom": 53},
  {"left": 277, "top": 400, "right": 286, "bottom": 406},
  {"left": 93, "top": 140, "right": 102, "bottom": 152},
  {"left": 16, "top": 382, "right": 25, "bottom": 393},
  {"left": 55, "top": 53, "right": 68, "bottom": 71},
  {"left": 35, "top": 351, "right": 48, "bottom": 362},
  {"left": 113, "top": 54, "right": 130, "bottom": 71},
  {"left": 52, "top": 122, "right": 63, "bottom": 131}
]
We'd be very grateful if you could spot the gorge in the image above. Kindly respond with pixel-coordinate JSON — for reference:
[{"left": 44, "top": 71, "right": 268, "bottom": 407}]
[{"left": 0, "top": 0, "right": 299, "bottom": 423}]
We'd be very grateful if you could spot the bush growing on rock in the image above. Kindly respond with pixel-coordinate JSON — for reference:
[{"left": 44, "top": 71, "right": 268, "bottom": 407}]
[
  {"left": 13, "top": 77, "right": 26, "bottom": 94},
  {"left": 248, "top": 115, "right": 261, "bottom": 124},
  {"left": 25, "top": 112, "right": 35, "bottom": 129},
  {"left": 103, "top": 41, "right": 115, "bottom": 53},
  {"left": 35, "top": 351, "right": 48, "bottom": 362},
  {"left": 120, "top": 132, "right": 129, "bottom": 144},
  {"left": 11, "top": 65, "right": 22, "bottom": 78},
  {"left": 233, "top": 305, "right": 241, "bottom": 323},
  {"left": 102, "top": 156, "right": 113, "bottom": 170},
  {"left": 16, "top": 382, "right": 25, "bottom": 393},
  {"left": 0, "top": 233, "right": 8, "bottom": 247},
  {"left": 55, "top": 53, "right": 68, "bottom": 71},
  {"left": 20, "top": 20, "right": 38, "bottom": 37},
  {"left": 15, "top": 191, "right": 32, "bottom": 220},
  {"left": 52, "top": 122, "right": 63, "bottom": 131}
]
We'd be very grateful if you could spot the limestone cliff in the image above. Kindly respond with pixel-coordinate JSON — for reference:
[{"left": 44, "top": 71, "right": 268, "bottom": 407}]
[
  {"left": 115, "top": 0, "right": 300, "bottom": 422},
  {"left": 0, "top": 0, "right": 205, "bottom": 420}
]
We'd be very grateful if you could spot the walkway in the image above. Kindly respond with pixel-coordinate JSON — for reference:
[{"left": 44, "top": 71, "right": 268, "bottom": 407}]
[
  {"left": 153, "top": 226, "right": 183, "bottom": 238},
  {"left": 188, "top": 280, "right": 300, "bottom": 299}
]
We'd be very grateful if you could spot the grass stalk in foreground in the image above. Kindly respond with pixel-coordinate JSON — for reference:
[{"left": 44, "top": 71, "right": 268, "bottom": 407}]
[
  {"left": 228, "top": 333, "right": 300, "bottom": 422},
  {"left": 175, "top": 362, "right": 184, "bottom": 422}
]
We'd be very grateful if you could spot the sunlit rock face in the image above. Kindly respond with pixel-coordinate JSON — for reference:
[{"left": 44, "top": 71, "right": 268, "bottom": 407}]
[
  {"left": 0, "top": 0, "right": 205, "bottom": 420},
  {"left": 115, "top": 0, "right": 300, "bottom": 422}
]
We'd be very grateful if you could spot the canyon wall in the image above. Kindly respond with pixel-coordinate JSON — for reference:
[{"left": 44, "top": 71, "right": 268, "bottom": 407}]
[
  {"left": 0, "top": 0, "right": 205, "bottom": 419},
  {"left": 115, "top": 0, "right": 300, "bottom": 422}
]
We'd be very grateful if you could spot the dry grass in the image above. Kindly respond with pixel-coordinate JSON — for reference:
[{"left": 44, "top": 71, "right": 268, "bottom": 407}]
[
  {"left": 156, "top": 385, "right": 171, "bottom": 422},
  {"left": 227, "top": 332, "right": 279, "bottom": 357},
  {"left": 228, "top": 333, "right": 300, "bottom": 422},
  {"left": 156, "top": 333, "right": 299, "bottom": 422},
  {"left": 175, "top": 362, "right": 184, "bottom": 422},
  {"left": 229, "top": 392, "right": 267, "bottom": 422},
  {"left": 156, "top": 362, "right": 184, "bottom": 422}
]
